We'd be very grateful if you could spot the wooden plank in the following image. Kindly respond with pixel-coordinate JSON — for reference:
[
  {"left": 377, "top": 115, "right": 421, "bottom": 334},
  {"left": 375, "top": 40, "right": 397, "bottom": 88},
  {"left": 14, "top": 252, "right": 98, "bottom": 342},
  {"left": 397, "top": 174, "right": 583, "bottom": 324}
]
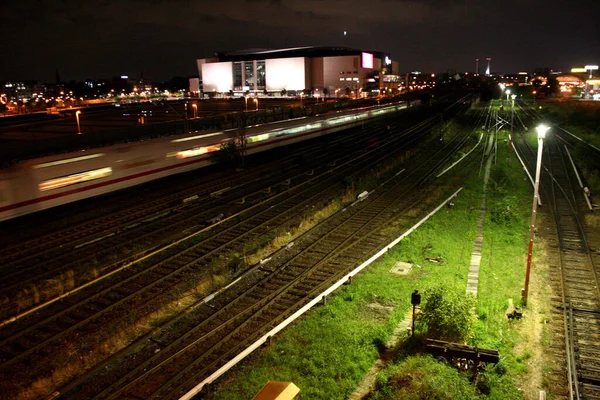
[{"left": 253, "top": 381, "right": 300, "bottom": 400}]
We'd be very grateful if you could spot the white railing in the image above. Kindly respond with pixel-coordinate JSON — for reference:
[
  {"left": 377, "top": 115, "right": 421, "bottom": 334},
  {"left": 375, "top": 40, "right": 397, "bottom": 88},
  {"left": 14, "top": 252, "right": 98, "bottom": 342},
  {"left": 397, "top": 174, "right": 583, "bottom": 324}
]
[{"left": 179, "top": 187, "right": 463, "bottom": 400}]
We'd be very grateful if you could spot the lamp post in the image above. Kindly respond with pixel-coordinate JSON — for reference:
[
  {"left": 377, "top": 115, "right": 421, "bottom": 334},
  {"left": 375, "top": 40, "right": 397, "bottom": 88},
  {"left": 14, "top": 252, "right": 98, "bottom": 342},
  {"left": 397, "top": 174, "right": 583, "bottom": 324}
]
[
  {"left": 509, "top": 94, "right": 516, "bottom": 165},
  {"left": 192, "top": 103, "right": 197, "bottom": 119},
  {"left": 506, "top": 89, "right": 511, "bottom": 103},
  {"left": 75, "top": 110, "right": 82, "bottom": 134},
  {"left": 300, "top": 92, "right": 304, "bottom": 106},
  {"left": 335, "top": 89, "right": 339, "bottom": 100},
  {"left": 523, "top": 124, "right": 549, "bottom": 306},
  {"left": 532, "top": 90, "right": 537, "bottom": 106},
  {"left": 253, "top": 98, "right": 258, "bottom": 111},
  {"left": 244, "top": 95, "right": 248, "bottom": 112}
]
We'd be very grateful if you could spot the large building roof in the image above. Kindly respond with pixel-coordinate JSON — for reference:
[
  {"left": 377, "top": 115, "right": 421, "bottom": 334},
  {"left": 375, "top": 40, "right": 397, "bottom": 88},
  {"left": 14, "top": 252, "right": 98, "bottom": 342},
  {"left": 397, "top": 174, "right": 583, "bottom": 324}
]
[{"left": 210, "top": 46, "right": 386, "bottom": 62}]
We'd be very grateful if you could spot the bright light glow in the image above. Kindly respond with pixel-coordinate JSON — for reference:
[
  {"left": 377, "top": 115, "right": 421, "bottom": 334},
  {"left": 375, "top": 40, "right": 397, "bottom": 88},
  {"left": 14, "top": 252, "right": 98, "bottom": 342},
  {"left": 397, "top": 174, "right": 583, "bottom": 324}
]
[
  {"left": 511, "top": 94, "right": 516, "bottom": 100},
  {"left": 571, "top": 67, "right": 587, "bottom": 73},
  {"left": 39, "top": 167, "right": 112, "bottom": 191},
  {"left": 33, "top": 153, "right": 106, "bottom": 169},
  {"left": 384, "top": 56, "right": 391, "bottom": 65},
  {"left": 265, "top": 57, "right": 306, "bottom": 91},
  {"left": 361, "top": 52, "right": 374, "bottom": 69},
  {"left": 585, "top": 65, "right": 599, "bottom": 70},
  {"left": 202, "top": 62, "right": 234, "bottom": 92},
  {"left": 536, "top": 124, "right": 550, "bottom": 139},
  {"left": 176, "top": 144, "right": 221, "bottom": 159},
  {"left": 120, "top": 75, "right": 128, "bottom": 79},
  {"left": 171, "top": 132, "right": 223, "bottom": 143}
]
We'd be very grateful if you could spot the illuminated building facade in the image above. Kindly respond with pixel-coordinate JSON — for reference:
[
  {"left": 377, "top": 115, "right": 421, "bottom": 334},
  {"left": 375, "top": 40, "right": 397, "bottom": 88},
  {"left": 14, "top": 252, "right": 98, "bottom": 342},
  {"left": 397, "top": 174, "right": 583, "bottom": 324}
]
[{"left": 196, "top": 46, "right": 398, "bottom": 96}]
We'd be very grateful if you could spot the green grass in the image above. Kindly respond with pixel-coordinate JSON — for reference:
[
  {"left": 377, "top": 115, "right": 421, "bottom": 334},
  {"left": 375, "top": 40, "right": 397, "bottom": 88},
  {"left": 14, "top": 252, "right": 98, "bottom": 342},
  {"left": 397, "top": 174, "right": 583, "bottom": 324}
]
[{"left": 212, "top": 122, "right": 536, "bottom": 400}]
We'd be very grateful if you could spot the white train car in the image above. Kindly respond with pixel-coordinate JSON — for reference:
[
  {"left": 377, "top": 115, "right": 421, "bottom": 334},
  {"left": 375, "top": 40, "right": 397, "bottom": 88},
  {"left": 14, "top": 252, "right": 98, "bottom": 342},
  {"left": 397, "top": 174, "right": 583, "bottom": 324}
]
[{"left": 0, "top": 102, "right": 405, "bottom": 222}]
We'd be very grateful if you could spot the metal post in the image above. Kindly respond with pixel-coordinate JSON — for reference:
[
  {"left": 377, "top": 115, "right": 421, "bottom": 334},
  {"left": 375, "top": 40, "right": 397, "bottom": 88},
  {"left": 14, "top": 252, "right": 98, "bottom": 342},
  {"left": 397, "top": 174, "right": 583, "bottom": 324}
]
[
  {"left": 412, "top": 303, "right": 416, "bottom": 336},
  {"left": 509, "top": 99, "right": 514, "bottom": 166},
  {"left": 523, "top": 130, "right": 546, "bottom": 305}
]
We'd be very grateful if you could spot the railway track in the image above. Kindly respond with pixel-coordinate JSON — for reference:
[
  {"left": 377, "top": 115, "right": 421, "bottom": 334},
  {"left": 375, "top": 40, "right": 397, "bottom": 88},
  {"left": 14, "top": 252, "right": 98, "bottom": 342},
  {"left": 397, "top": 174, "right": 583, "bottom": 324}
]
[
  {"left": 545, "top": 135, "right": 600, "bottom": 399},
  {"left": 0, "top": 100, "right": 474, "bottom": 398},
  {"left": 513, "top": 111, "right": 600, "bottom": 399},
  {"left": 0, "top": 113, "right": 411, "bottom": 321},
  {"left": 60, "top": 107, "right": 473, "bottom": 400}
]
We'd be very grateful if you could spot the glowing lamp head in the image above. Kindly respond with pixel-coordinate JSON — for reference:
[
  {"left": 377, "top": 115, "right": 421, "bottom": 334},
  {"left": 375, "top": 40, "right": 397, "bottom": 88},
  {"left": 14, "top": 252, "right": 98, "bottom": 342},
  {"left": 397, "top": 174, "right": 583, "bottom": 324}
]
[
  {"left": 511, "top": 94, "right": 516, "bottom": 100},
  {"left": 536, "top": 124, "right": 550, "bottom": 139}
]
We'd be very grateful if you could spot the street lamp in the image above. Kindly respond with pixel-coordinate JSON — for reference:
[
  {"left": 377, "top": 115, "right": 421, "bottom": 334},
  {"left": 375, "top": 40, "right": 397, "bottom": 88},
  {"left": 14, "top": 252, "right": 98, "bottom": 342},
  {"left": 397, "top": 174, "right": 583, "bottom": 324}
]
[
  {"left": 300, "top": 92, "right": 304, "bottom": 106},
  {"left": 253, "top": 98, "right": 258, "bottom": 111},
  {"left": 506, "top": 89, "right": 511, "bottom": 103},
  {"left": 532, "top": 90, "right": 537, "bottom": 105},
  {"left": 192, "top": 103, "right": 197, "bottom": 119},
  {"left": 523, "top": 124, "right": 549, "bottom": 306},
  {"left": 509, "top": 94, "right": 516, "bottom": 165},
  {"left": 335, "top": 89, "right": 339, "bottom": 99},
  {"left": 75, "top": 110, "right": 82, "bottom": 134},
  {"left": 244, "top": 95, "right": 248, "bottom": 111}
]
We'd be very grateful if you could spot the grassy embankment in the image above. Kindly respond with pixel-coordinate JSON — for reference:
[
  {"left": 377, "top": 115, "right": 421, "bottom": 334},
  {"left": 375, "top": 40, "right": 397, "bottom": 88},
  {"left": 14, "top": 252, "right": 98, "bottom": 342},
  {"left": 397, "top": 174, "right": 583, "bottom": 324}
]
[{"left": 212, "top": 119, "right": 548, "bottom": 399}]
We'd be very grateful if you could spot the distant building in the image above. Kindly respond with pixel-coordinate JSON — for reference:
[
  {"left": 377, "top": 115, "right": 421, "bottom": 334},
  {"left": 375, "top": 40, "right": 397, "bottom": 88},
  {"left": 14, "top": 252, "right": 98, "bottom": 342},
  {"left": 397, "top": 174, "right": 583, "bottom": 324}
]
[{"left": 195, "top": 46, "right": 399, "bottom": 96}]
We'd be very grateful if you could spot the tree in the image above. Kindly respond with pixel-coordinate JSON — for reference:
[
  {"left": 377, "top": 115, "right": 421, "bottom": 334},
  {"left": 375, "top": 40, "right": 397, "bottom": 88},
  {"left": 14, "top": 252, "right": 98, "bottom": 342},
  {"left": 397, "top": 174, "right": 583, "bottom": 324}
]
[
  {"left": 280, "top": 88, "right": 287, "bottom": 97},
  {"left": 323, "top": 87, "right": 329, "bottom": 98},
  {"left": 420, "top": 286, "right": 476, "bottom": 342},
  {"left": 210, "top": 111, "right": 247, "bottom": 169}
]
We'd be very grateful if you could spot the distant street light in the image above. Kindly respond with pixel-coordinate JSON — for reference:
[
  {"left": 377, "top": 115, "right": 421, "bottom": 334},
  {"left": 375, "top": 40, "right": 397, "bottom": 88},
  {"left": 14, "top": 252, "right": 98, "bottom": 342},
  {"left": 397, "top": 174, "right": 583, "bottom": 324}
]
[
  {"left": 254, "top": 98, "right": 258, "bottom": 111},
  {"left": 192, "top": 103, "right": 197, "bottom": 119},
  {"left": 244, "top": 95, "right": 249, "bottom": 112},
  {"left": 75, "top": 110, "right": 82, "bottom": 134},
  {"left": 523, "top": 124, "right": 549, "bottom": 306},
  {"left": 300, "top": 92, "right": 304, "bottom": 106},
  {"left": 506, "top": 89, "right": 511, "bottom": 103},
  {"left": 335, "top": 89, "right": 339, "bottom": 99}
]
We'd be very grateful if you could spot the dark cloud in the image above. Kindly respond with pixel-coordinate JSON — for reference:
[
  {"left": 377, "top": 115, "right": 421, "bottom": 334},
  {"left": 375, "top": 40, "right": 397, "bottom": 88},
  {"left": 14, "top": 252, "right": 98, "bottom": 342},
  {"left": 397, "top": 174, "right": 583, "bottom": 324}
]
[{"left": 1, "top": 0, "right": 599, "bottom": 81}]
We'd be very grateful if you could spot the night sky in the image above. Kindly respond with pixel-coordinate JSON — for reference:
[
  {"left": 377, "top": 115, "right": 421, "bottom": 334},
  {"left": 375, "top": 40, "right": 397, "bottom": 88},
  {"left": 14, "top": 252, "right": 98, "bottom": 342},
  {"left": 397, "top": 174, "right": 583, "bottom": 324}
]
[{"left": 1, "top": 0, "right": 599, "bottom": 82}]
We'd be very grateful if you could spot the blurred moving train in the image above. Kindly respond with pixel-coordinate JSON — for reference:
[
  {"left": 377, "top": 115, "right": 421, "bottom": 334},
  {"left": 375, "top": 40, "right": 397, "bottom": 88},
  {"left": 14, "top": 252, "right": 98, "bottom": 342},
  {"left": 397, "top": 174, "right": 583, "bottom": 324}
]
[{"left": 0, "top": 102, "right": 406, "bottom": 222}]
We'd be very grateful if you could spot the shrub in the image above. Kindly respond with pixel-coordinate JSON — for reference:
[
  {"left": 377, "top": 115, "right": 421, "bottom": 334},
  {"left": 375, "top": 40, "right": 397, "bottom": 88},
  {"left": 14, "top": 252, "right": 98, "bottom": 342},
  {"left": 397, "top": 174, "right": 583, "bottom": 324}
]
[
  {"left": 371, "top": 355, "right": 476, "bottom": 400},
  {"left": 420, "top": 286, "right": 477, "bottom": 342}
]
